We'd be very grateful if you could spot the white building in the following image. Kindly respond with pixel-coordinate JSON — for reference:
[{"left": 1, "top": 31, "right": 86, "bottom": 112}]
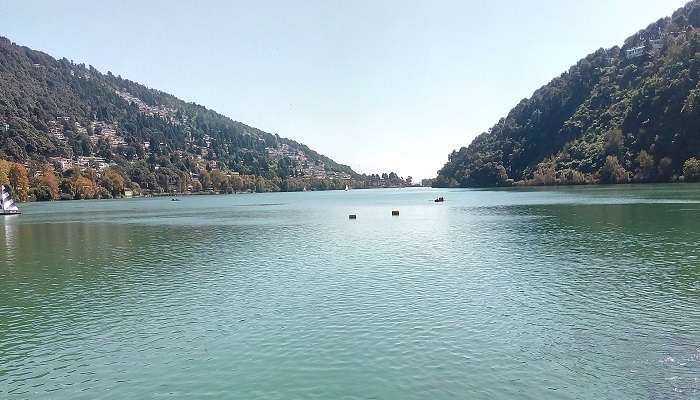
[
  {"left": 50, "top": 157, "right": 75, "bottom": 172},
  {"left": 626, "top": 46, "right": 645, "bottom": 59},
  {"left": 650, "top": 39, "right": 664, "bottom": 50}
]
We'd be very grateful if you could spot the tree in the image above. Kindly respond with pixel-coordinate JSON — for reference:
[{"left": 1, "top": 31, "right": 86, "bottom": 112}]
[
  {"left": 533, "top": 164, "right": 557, "bottom": 185},
  {"left": 60, "top": 178, "right": 76, "bottom": 199},
  {"left": 0, "top": 160, "right": 10, "bottom": 185},
  {"left": 73, "top": 176, "right": 97, "bottom": 199},
  {"left": 599, "top": 156, "right": 629, "bottom": 184},
  {"left": 230, "top": 175, "right": 243, "bottom": 192},
  {"left": 468, "top": 162, "right": 509, "bottom": 187},
  {"left": 210, "top": 170, "right": 226, "bottom": 192},
  {"left": 278, "top": 157, "right": 294, "bottom": 178},
  {"left": 100, "top": 168, "right": 126, "bottom": 198},
  {"left": 683, "top": 157, "right": 700, "bottom": 182},
  {"left": 199, "top": 170, "right": 212, "bottom": 190},
  {"left": 637, "top": 150, "right": 655, "bottom": 182},
  {"left": 604, "top": 129, "right": 624, "bottom": 156},
  {"left": 31, "top": 183, "right": 54, "bottom": 201},
  {"left": 8, "top": 163, "right": 29, "bottom": 201},
  {"left": 191, "top": 180, "right": 202, "bottom": 192},
  {"left": 37, "top": 168, "right": 60, "bottom": 200},
  {"left": 560, "top": 169, "right": 588, "bottom": 185},
  {"left": 127, "top": 161, "right": 157, "bottom": 192}
]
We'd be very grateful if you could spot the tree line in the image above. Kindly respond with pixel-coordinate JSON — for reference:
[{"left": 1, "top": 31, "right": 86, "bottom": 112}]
[{"left": 0, "top": 158, "right": 361, "bottom": 203}]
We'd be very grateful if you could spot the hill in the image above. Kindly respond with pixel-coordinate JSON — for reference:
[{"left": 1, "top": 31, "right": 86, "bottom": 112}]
[
  {"left": 0, "top": 36, "right": 364, "bottom": 198},
  {"left": 435, "top": 1, "right": 700, "bottom": 187}
]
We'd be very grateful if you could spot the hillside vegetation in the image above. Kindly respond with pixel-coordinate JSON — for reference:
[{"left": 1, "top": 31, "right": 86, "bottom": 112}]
[
  {"left": 435, "top": 1, "right": 700, "bottom": 187},
  {"left": 0, "top": 36, "right": 373, "bottom": 198}
]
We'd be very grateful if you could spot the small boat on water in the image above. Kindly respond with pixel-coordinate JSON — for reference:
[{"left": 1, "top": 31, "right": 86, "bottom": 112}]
[
  {"left": 434, "top": 197, "right": 445, "bottom": 203},
  {"left": 1, "top": 185, "right": 21, "bottom": 215},
  {"left": 171, "top": 198, "right": 181, "bottom": 202},
  {"left": 345, "top": 185, "right": 349, "bottom": 191}
]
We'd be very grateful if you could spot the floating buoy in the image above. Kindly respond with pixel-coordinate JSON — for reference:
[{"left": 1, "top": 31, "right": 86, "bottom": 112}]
[
  {"left": 392, "top": 210, "right": 400, "bottom": 216},
  {"left": 349, "top": 214, "right": 357, "bottom": 220}
]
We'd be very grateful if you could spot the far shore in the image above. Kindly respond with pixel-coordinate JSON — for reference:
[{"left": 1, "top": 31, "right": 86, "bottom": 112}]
[{"left": 18, "top": 185, "right": 431, "bottom": 204}]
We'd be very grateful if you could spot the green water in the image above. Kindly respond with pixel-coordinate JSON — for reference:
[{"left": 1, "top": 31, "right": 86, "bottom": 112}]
[{"left": 1, "top": 186, "right": 699, "bottom": 399}]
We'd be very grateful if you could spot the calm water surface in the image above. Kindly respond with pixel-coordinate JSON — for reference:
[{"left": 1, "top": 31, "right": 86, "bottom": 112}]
[{"left": 1, "top": 186, "right": 699, "bottom": 399}]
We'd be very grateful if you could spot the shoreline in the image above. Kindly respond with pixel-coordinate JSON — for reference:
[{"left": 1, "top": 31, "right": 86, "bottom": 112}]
[{"left": 17, "top": 185, "right": 427, "bottom": 204}]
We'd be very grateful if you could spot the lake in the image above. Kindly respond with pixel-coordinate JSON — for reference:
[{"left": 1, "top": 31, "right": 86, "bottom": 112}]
[{"left": 1, "top": 186, "right": 699, "bottom": 399}]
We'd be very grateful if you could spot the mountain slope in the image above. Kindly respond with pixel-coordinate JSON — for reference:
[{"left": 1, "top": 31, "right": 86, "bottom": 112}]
[
  {"left": 0, "top": 36, "right": 356, "bottom": 192},
  {"left": 435, "top": 0, "right": 700, "bottom": 187}
]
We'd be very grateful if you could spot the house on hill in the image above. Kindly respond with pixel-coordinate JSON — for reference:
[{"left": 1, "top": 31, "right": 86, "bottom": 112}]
[{"left": 626, "top": 46, "right": 645, "bottom": 59}]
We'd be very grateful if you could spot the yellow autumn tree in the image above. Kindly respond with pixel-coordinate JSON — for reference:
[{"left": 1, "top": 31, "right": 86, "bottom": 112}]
[
  {"left": 8, "top": 163, "right": 29, "bottom": 202},
  {"left": 39, "top": 167, "right": 60, "bottom": 200},
  {"left": 0, "top": 159, "right": 10, "bottom": 185},
  {"left": 73, "top": 176, "right": 97, "bottom": 199}
]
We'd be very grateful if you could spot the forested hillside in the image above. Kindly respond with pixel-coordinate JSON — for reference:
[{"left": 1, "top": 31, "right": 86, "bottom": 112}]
[
  {"left": 0, "top": 36, "right": 366, "bottom": 199},
  {"left": 435, "top": 0, "right": 700, "bottom": 187}
]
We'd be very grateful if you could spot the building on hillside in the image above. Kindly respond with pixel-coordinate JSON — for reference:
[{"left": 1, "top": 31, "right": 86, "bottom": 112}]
[
  {"left": 650, "top": 39, "right": 664, "bottom": 50},
  {"left": 76, "top": 156, "right": 110, "bottom": 172},
  {"left": 75, "top": 121, "right": 88, "bottom": 135},
  {"left": 626, "top": 46, "right": 645, "bottom": 59},
  {"left": 49, "top": 157, "right": 75, "bottom": 172},
  {"left": 0, "top": 122, "right": 8, "bottom": 132}
]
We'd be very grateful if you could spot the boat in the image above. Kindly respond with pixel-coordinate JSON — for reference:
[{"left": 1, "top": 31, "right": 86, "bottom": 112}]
[
  {"left": 345, "top": 185, "right": 349, "bottom": 191},
  {"left": 171, "top": 198, "right": 181, "bottom": 202},
  {"left": 1, "top": 185, "right": 21, "bottom": 215},
  {"left": 434, "top": 197, "right": 445, "bottom": 203}
]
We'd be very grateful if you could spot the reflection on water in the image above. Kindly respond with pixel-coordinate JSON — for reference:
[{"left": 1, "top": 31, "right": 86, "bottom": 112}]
[
  {"left": 3, "top": 220, "right": 16, "bottom": 260},
  {"left": 1, "top": 186, "right": 699, "bottom": 400}
]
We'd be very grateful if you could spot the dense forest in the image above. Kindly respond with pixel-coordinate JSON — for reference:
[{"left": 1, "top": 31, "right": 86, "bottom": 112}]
[
  {"left": 0, "top": 35, "right": 408, "bottom": 200},
  {"left": 435, "top": 0, "right": 700, "bottom": 187}
]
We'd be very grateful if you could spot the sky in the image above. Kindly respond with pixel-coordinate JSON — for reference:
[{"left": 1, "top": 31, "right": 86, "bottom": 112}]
[{"left": 0, "top": 0, "right": 691, "bottom": 180}]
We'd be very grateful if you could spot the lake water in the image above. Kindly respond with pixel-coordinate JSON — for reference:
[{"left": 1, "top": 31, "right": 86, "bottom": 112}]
[{"left": 1, "top": 186, "right": 699, "bottom": 399}]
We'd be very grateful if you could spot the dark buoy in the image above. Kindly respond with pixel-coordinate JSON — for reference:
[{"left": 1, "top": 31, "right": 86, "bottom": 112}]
[
  {"left": 349, "top": 214, "right": 357, "bottom": 220},
  {"left": 392, "top": 210, "right": 400, "bottom": 216}
]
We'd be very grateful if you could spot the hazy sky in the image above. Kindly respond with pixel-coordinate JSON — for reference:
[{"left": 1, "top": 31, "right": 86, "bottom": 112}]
[{"left": 0, "top": 0, "right": 690, "bottom": 179}]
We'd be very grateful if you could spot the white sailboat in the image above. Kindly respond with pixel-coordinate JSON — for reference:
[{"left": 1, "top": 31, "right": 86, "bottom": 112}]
[
  {"left": 1, "top": 185, "right": 21, "bottom": 215},
  {"left": 344, "top": 184, "right": 349, "bottom": 191}
]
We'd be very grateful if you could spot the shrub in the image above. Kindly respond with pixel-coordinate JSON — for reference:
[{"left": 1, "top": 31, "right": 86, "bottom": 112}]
[{"left": 683, "top": 157, "right": 700, "bottom": 182}]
